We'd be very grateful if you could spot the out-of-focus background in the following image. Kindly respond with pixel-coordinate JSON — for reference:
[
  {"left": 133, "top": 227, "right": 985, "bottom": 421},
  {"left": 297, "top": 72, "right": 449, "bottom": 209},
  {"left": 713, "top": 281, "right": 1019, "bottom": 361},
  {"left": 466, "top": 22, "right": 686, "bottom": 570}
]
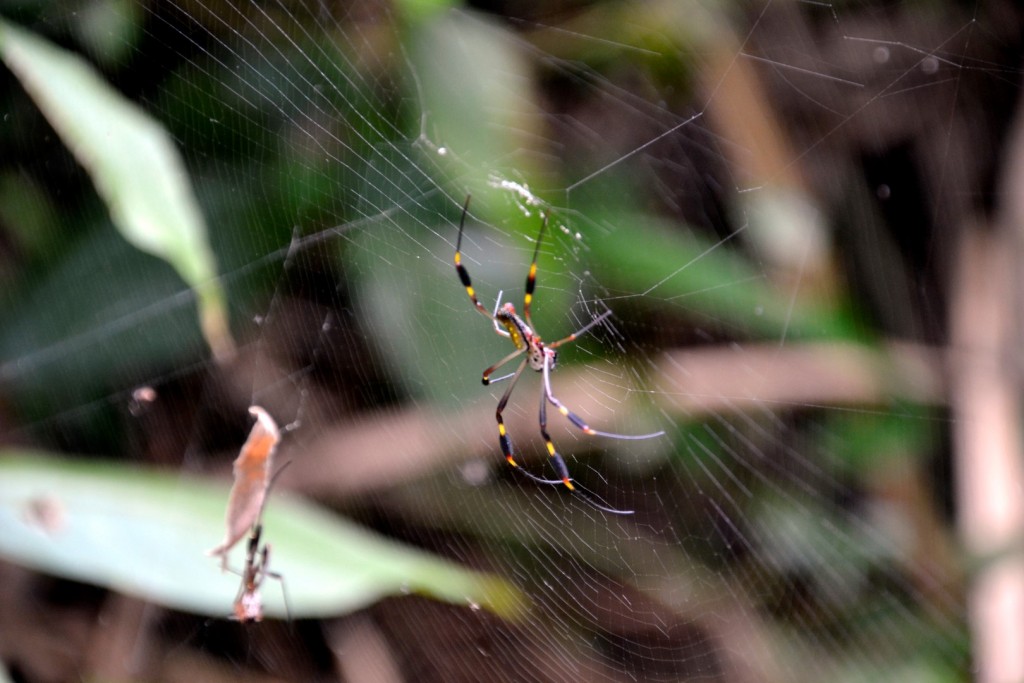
[{"left": 1, "top": 0, "right": 1022, "bottom": 681}]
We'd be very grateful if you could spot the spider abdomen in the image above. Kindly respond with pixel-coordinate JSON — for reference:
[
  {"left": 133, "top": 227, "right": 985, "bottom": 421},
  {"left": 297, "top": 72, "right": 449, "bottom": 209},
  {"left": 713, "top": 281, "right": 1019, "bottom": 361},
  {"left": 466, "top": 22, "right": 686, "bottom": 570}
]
[{"left": 529, "top": 346, "right": 557, "bottom": 372}]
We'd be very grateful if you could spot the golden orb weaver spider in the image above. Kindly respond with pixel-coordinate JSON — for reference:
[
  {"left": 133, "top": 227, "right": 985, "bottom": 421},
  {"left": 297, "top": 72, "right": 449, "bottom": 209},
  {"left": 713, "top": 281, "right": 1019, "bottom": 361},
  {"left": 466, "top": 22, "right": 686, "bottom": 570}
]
[{"left": 454, "top": 196, "right": 663, "bottom": 514}]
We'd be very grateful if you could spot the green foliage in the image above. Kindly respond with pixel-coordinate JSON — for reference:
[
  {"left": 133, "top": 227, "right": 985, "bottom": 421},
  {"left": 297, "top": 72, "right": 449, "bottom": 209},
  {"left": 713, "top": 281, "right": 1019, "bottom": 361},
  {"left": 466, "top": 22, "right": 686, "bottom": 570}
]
[
  {"left": 0, "top": 3, "right": 967, "bottom": 679},
  {"left": 819, "top": 408, "right": 937, "bottom": 474},
  {"left": 0, "top": 452, "right": 524, "bottom": 620},
  {"left": 0, "top": 18, "right": 232, "bottom": 358},
  {"left": 587, "top": 208, "right": 861, "bottom": 340}
]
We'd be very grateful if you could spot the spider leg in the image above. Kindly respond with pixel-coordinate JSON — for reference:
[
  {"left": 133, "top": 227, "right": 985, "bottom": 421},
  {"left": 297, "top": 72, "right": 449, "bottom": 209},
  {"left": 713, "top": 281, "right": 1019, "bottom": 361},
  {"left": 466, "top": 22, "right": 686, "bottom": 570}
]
[
  {"left": 490, "top": 291, "right": 511, "bottom": 338},
  {"left": 455, "top": 196, "right": 505, "bottom": 328},
  {"left": 484, "top": 371, "right": 518, "bottom": 385},
  {"left": 538, "top": 372, "right": 573, "bottom": 490},
  {"left": 572, "top": 488, "right": 636, "bottom": 515},
  {"left": 542, "top": 356, "right": 665, "bottom": 441},
  {"left": 262, "top": 555, "right": 292, "bottom": 623},
  {"left": 489, "top": 355, "right": 565, "bottom": 487},
  {"left": 482, "top": 348, "right": 525, "bottom": 385},
  {"left": 548, "top": 309, "right": 613, "bottom": 349},
  {"left": 493, "top": 358, "right": 563, "bottom": 486},
  {"left": 494, "top": 358, "right": 531, "bottom": 471},
  {"left": 534, "top": 354, "right": 635, "bottom": 514},
  {"left": 522, "top": 211, "right": 548, "bottom": 330}
]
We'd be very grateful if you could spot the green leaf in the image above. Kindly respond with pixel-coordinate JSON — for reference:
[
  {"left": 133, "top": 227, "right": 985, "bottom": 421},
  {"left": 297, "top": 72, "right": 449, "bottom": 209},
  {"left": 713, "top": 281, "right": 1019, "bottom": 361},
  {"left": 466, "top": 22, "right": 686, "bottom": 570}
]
[
  {"left": 588, "top": 211, "right": 861, "bottom": 340},
  {"left": 0, "top": 452, "right": 525, "bottom": 620},
  {"left": 819, "top": 408, "right": 936, "bottom": 474},
  {"left": 0, "top": 19, "right": 234, "bottom": 359},
  {"left": 408, "top": 9, "right": 542, "bottom": 195},
  {"left": 394, "top": 0, "right": 459, "bottom": 24}
]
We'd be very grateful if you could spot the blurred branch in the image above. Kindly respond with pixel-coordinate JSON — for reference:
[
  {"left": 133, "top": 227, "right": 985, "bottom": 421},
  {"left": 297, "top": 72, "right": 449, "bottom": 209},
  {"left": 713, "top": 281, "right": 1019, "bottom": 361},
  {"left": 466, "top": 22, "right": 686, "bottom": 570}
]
[
  {"left": 952, "top": 77, "right": 1024, "bottom": 680},
  {"left": 289, "top": 340, "right": 943, "bottom": 499},
  {"left": 83, "top": 596, "right": 155, "bottom": 681},
  {"left": 654, "top": 341, "right": 942, "bottom": 413},
  {"left": 329, "top": 617, "right": 405, "bottom": 683}
]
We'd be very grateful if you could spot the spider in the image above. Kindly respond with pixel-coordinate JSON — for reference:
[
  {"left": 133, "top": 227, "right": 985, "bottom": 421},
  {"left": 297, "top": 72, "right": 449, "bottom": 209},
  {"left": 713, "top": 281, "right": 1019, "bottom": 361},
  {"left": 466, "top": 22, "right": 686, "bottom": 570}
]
[
  {"left": 231, "top": 455, "right": 293, "bottom": 623},
  {"left": 232, "top": 521, "right": 288, "bottom": 622},
  {"left": 208, "top": 406, "right": 292, "bottom": 622},
  {"left": 454, "top": 197, "right": 663, "bottom": 514}
]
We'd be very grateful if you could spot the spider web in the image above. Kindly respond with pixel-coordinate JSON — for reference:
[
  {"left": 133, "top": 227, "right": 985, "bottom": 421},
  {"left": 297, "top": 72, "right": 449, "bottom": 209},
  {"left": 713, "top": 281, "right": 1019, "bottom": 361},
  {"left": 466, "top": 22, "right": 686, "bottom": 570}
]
[{"left": 2, "top": 0, "right": 1018, "bottom": 680}]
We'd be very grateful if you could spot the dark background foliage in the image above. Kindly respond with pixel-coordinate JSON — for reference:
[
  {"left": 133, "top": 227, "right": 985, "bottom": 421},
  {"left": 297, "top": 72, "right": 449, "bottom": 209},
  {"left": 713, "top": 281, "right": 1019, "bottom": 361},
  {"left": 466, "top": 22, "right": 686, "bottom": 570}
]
[{"left": 3, "top": 0, "right": 1023, "bottom": 680}]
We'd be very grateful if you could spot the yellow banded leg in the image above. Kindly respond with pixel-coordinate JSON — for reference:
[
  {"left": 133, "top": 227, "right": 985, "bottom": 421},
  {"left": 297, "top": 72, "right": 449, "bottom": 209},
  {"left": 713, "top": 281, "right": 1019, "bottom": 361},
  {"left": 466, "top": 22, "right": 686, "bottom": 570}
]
[
  {"left": 539, "top": 387, "right": 576, "bottom": 491},
  {"left": 523, "top": 213, "right": 547, "bottom": 326},
  {"left": 494, "top": 358, "right": 529, "bottom": 470}
]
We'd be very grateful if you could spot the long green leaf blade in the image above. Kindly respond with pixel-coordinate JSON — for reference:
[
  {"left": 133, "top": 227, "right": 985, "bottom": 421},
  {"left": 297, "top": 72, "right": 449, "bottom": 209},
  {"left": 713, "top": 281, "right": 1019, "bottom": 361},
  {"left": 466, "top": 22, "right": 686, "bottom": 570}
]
[
  {"left": 0, "top": 19, "right": 233, "bottom": 359},
  {"left": 0, "top": 452, "right": 524, "bottom": 620}
]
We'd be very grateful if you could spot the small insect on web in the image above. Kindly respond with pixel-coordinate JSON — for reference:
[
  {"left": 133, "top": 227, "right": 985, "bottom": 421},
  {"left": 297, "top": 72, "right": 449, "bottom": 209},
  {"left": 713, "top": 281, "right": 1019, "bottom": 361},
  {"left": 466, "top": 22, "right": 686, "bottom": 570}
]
[
  {"left": 208, "top": 405, "right": 291, "bottom": 622},
  {"left": 453, "top": 196, "right": 664, "bottom": 514},
  {"left": 231, "top": 515, "right": 289, "bottom": 623}
]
